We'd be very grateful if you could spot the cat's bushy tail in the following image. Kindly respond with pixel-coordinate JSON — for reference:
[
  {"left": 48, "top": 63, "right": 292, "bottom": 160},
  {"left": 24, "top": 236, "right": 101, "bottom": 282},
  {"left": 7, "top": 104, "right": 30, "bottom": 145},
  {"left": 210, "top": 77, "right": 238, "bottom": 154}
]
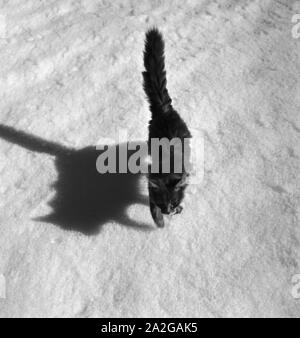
[{"left": 143, "top": 28, "right": 172, "bottom": 116}]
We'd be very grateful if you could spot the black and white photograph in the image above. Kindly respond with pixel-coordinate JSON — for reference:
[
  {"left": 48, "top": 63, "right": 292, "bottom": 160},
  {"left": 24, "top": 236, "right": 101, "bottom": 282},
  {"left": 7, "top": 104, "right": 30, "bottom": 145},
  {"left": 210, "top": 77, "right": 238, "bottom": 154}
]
[{"left": 0, "top": 0, "right": 299, "bottom": 319}]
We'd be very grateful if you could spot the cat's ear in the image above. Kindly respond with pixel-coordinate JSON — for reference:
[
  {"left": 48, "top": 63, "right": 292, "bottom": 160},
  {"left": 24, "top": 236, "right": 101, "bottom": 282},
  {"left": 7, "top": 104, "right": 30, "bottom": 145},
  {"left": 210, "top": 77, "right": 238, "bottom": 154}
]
[
  {"left": 149, "top": 179, "right": 160, "bottom": 189},
  {"left": 150, "top": 202, "right": 164, "bottom": 228},
  {"left": 175, "top": 174, "right": 188, "bottom": 190}
]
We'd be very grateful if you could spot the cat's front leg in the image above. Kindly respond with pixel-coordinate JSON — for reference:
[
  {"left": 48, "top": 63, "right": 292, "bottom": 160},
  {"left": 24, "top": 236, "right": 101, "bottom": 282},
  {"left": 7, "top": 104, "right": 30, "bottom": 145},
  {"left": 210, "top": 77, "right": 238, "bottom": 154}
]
[{"left": 150, "top": 201, "right": 164, "bottom": 228}]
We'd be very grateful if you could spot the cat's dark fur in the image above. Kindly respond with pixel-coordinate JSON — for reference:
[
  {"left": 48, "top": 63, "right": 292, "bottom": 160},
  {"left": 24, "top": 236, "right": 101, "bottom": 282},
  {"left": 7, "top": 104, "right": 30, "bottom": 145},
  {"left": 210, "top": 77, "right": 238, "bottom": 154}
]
[{"left": 142, "top": 28, "right": 192, "bottom": 227}]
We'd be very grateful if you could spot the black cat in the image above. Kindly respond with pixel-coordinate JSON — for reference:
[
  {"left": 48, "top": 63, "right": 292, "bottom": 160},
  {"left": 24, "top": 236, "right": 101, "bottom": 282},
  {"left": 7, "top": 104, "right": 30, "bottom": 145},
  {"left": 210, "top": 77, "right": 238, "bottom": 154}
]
[{"left": 142, "top": 28, "right": 192, "bottom": 228}]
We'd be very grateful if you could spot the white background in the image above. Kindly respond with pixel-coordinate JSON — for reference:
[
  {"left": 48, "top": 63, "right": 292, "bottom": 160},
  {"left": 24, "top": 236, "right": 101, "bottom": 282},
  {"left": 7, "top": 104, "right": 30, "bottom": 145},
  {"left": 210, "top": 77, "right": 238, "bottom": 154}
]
[{"left": 0, "top": 0, "right": 299, "bottom": 317}]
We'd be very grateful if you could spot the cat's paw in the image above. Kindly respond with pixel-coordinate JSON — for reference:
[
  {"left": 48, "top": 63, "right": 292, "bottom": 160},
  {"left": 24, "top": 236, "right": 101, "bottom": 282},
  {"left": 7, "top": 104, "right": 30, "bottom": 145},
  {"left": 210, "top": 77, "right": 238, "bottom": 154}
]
[
  {"left": 154, "top": 209, "right": 164, "bottom": 228},
  {"left": 150, "top": 202, "right": 165, "bottom": 228},
  {"left": 175, "top": 205, "right": 183, "bottom": 214},
  {"left": 155, "top": 216, "right": 165, "bottom": 228}
]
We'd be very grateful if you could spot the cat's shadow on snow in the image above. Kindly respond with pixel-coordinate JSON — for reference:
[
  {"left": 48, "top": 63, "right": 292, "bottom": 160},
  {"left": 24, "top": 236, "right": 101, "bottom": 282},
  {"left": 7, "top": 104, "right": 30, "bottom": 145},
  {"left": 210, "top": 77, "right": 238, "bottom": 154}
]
[{"left": 0, "top": 124, "right": 153, "bottom": 235}]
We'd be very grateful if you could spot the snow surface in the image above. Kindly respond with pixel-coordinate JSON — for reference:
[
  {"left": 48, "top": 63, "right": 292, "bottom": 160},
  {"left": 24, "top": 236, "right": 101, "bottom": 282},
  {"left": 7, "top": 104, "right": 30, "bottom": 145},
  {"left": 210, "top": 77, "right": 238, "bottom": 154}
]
[{"left": 0, "top": 0, "right": 300, "bottom": 317}]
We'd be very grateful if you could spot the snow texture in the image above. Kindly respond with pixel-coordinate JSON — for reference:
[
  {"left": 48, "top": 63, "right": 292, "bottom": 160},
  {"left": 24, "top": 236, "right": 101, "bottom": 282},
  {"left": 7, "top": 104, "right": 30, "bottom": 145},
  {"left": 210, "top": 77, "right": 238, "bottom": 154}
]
[{"left": 0, "top": 0, "right": 300, "bottom": 317}]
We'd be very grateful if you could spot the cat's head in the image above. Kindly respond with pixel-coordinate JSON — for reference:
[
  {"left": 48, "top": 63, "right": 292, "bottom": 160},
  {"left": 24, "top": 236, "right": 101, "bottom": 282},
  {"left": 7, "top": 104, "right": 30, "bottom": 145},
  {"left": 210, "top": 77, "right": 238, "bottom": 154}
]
[{"left": 148, "top": 173, "right": 188, "bottom": 215}]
